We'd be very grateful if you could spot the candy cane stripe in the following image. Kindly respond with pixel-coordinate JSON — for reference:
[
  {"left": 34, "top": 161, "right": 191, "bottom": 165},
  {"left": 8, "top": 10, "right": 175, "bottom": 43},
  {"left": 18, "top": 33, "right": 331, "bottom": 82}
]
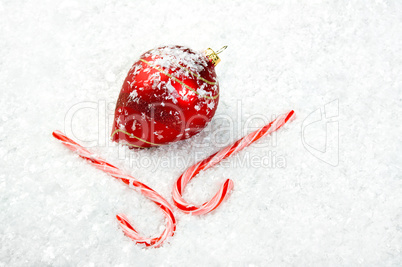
[
  {"left": 172, "top": 110, "right": 295, "bottom": 215},
  {"left": 52, "top": 130, "right": 176, "bottom": 248}
]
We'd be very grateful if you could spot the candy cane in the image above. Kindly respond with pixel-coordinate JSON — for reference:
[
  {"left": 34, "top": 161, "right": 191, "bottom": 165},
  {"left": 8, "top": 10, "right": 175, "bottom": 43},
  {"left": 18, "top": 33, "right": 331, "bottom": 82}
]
[
  {"left": 52, "top": 130, "right": 176, "bottom": 248},
  {"left": 172, "top": 110, "right": 295, "bottom": 215}
]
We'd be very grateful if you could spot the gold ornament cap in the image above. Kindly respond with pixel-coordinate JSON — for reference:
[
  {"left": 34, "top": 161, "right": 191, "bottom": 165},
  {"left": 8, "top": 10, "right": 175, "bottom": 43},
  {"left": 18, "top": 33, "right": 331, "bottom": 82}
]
[{"left": 204, "top": 46, "right": 227, "bottom": 66}]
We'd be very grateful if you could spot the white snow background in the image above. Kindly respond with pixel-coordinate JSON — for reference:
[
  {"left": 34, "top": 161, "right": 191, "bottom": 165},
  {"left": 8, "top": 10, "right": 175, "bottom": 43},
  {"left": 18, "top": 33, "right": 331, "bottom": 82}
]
[{"left": 1, "top": 0, "right": 401, "bottom": 266}]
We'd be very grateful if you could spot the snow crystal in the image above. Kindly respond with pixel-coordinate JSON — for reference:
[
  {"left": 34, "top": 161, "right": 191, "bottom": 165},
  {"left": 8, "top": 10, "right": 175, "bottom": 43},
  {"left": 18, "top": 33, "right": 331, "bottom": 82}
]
[
  {"left": 128, "top": 90, "right": 138, "bottom": 101},
  {"left": 207, "top": 101, "right": 215, "bottom": 110},
  {"left": 165, "top": 79, "right": 175, "bottom": 93}
]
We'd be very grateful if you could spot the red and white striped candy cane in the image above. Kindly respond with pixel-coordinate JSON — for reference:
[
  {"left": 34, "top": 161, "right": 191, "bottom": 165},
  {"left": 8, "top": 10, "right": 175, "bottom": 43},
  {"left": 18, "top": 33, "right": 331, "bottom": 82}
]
[
  {"left": 172, "top": 110, "right": 295, "bottom": 215},
  {"left": 52, "top": 130, "right": 176, "bottom": 248}
]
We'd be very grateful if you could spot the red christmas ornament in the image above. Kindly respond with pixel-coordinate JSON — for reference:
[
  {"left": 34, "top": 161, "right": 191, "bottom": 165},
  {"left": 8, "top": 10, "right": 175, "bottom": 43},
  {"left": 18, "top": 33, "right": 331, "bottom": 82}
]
[{"left": 112, "top": 45, "right": 226, "bottom": 148}]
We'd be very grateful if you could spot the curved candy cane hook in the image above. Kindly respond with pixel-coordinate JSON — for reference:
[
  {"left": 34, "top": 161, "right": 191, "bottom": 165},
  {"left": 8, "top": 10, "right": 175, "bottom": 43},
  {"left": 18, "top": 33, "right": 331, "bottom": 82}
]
[
  {"left": 52, "top": 131, "right": 176, "bottom": 248},
  {"left": 172, "top": 110, "right": 295, "bottom": 215}
]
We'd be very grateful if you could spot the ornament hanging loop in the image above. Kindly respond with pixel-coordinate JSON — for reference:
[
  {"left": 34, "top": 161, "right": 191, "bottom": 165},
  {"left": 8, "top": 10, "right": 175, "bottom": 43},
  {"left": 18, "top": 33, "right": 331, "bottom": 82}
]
[{"left": 216, "top": 46, "right": 228, "bottom": 54}]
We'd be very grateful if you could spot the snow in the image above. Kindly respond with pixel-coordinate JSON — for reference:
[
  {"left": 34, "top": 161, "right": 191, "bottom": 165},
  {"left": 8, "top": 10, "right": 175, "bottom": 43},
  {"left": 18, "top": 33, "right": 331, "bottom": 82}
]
[
  {"left": 1, "top": 0, "right": 401, "bottom": 266},
  {"left": 149, "top": 46, "right": 208, "bottom": 75}
]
